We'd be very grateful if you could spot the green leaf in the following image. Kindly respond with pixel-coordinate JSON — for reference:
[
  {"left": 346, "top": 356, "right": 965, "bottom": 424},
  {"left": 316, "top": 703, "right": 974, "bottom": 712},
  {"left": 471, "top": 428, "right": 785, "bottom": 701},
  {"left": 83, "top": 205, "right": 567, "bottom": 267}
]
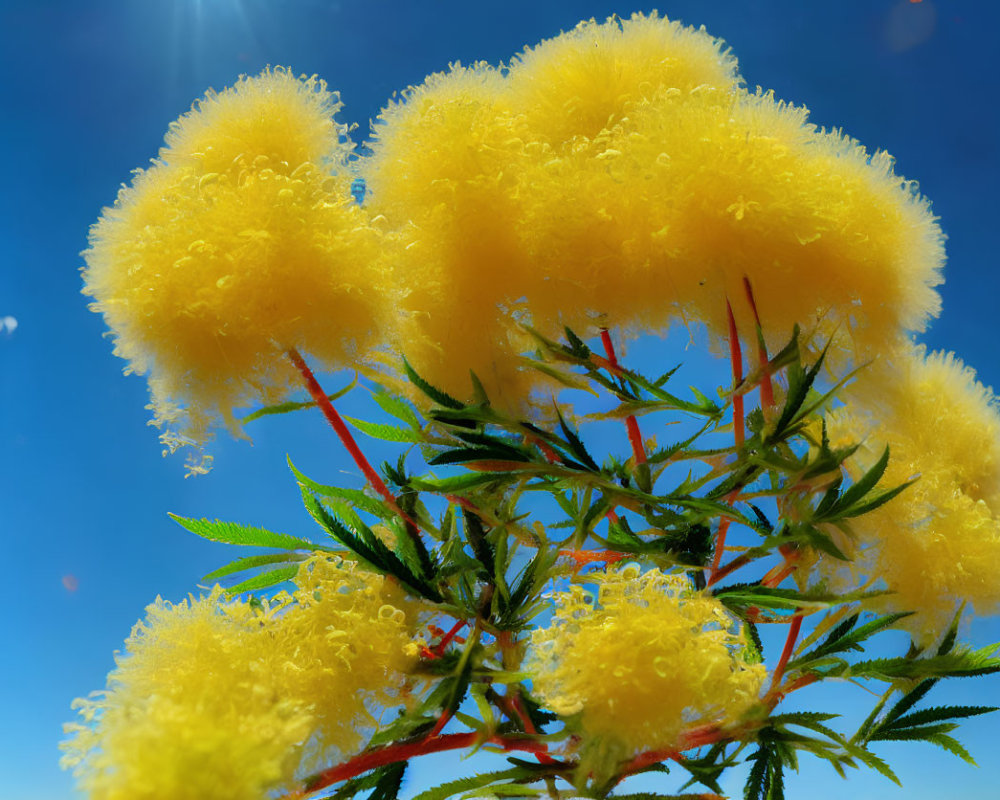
[
  {"left": 829, "top": 447, "right": 889, "bottom": 515},
  {"left": 409, "top": 769, "right": 538, "bottom": 800},
  {"left": 300, "top": 488, "right": 442, "bottom": 602},
  {"left": 226, "top": 565, "right": 299, "bottom": 595},
  {"left": 241, "top": 380, "right": 355, "bottom": 424},
  {"left": 410, "top": 472, "right": 505, "bottom": 494},
  {"left": 169, "top": 514, "right": 318, "bottom": 551},
  {"left": 287, "top": 457, "right": 388, "bottom": 518},
  {"left": 789, "top": 613, "right": 912, "bottom": 669},
  {"left": 428, "top": 447, "right": 532, "bottom": 467},
  {"left": 554, "top": 405, "right": 599, "bottom": 471},
  {"left": 370, "top": 761, "right": 407, "bottom": 800},
  {"left": 925, "top": 733, "right": 977, "bottom": 764},
  {"left": 345, "top": 416, "right": 424, "bottom": 443},
  {"left": 832, "top": 646, "right": 1000, "bottom": 681},
  {"left": 371, "top": 388, "right": 423, "bottom": 429},
  {"left": 203, "top": 552, "right": 309, "bottom": 582},
  {"left": 868, "top": 723, "right": 960, "bottom": 742},
  {"left": 874, "top": 680, "right": 936, "bottom": 734},
  {"left": 403, "top": 356, "right": 465, "bottom": 409},
  {"left": 881, "top": 704, "right": 997, "bottom": 731}
]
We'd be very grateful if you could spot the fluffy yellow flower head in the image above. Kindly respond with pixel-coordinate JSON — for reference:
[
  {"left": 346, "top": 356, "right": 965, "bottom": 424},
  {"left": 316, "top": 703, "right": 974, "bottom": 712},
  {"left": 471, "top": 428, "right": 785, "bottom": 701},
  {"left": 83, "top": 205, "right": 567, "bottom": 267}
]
[
  {"left": 505, "top": 12, "right": 739, "bottom": 147},
  {"left": 515, "top": 85, "right": 944, "bottom": 361},
  {"left": 526, "top": 565, "right": 765, "bottom": 754},
  {"left": 83, "top": 68, "right": 385, "bottom": 465},
  {"left": 365, "top": 64, "right": 543, "bottom": 407},
  {"left": 823, "top": 346, "right": 1000, "bottom": 640},
  {"left": 61, "top": 556, "right": 421, "bottom": 799}
]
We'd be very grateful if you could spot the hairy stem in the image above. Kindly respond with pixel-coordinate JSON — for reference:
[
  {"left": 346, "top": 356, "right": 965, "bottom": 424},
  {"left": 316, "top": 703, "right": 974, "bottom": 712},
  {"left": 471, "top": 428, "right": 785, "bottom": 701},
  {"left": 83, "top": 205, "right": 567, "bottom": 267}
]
[
  {"left": 743, "top": 276, "right": 774, "bottom": 410},
  {"left": 287, "top": 348, "right": 396, "bottom": 505},
  {"left": 292, "top": 732, "right": 552, "bottom": 798},
  {"left": 708, "top": 303, "right": 746, "bottom": 581},
  {"left": 599, "top": 328, "right": 647, "bottom": 466},
  {"left": 770, "top": 612, "right": 804, "bottom": 691}
]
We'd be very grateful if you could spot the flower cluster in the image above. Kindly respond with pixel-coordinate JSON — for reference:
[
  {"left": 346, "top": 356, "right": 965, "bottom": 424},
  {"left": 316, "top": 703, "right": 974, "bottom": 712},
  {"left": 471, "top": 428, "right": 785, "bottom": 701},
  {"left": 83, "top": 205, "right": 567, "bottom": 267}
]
[
  {"left": 363, "top": 12, "right": 943, "bottom": 401},
  {"left": 84, "top": 13, "right": 943, "bottom": 452},
  {"left": 82, "top": 68, "right": 385, "bottom": 467},
  {"left": 61, "top": 556, "right": 420, "bottom": 799},
  {"left": 527, "top": 565, "right": 766, "bottom": 755},
  {"left": 821, "top": 346, "right": 1000, "bottom": 641},
  {"left": 70, "top": 10, "right": 1000, "bottom": 800}
]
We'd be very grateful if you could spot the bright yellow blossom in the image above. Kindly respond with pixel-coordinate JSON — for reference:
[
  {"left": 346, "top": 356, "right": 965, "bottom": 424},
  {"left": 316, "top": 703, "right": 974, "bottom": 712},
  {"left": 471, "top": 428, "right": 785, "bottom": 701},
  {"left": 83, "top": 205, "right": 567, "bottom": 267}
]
[
  {"left": 823, "top": 346, "right": 1000, "bottom": 641},
  {"left": 61, "top": 556, "right": 422, "bottom": 799},
  {"left": 526, "top": 565, "right": 765, "bottom": 755},
  {"left": 83, "top": 68, "right": 384, "bottom": 467},
  {"left": 364, "top": 64, "right": 543, "bottom": 408},
  {"left": 514, "top": 85, "right": 944, "bottom": 363},
  {"left": 505, "top": 12, "right": 738, "bottom": 147}
]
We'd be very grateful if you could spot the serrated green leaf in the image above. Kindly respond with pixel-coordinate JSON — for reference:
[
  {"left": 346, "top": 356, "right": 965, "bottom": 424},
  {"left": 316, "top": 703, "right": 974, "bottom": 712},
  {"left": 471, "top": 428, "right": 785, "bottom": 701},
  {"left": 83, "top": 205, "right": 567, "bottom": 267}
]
[
  {"left": 554, "top": 405, "right": 599, "bottom": 471},
  {"left": 882, "top": 704, "right": 997, "bottom": 731},
  {"left": 410, "top": 472, "right": 504, "bottom": 494},
  {"left": 789, "top": 612, "right": 911, "bottom": 669},
  {"left": 345, "top": 416, "right": 424, "bottom": 443},
  {"left": 226, "top": 564, "right": 299, "bottom": 595},
  {"left": 371, "top": 389, "right": 423, "bottom": 429},
  {"left": 169, "top": 514, "right": 318, "bottom": 551},
  {"left": 300, "top": 488, "right": 442, "bottom": 602},
  {"left": 413, "top": 771, "right": 533, "bottom": 800},
  {"left": 403, "top": 356, "right": 465, "bottom": 409},
  {"left": 241, "top": 379, "right": 355, "bottom": 424},
  {"left": 830, "top": 447, "right": 889, "bottom": 514},
  {"left": 203, "top": 552, "right": 309, "bottom": 582},
  {"left": 287, "top": 457, "right": 388, "bottom": 518},
  {"left": 869, "top": 722, "right": 959, "bottom": 742},
  {"left": 371, "top": 761, "right": 407, "bottom": 800},
  {"left": 926, "top": 733, "right": 977, "bottom": 764},
  {"left": 835, "top": 647, "right": 1000, "bottom": 681}
]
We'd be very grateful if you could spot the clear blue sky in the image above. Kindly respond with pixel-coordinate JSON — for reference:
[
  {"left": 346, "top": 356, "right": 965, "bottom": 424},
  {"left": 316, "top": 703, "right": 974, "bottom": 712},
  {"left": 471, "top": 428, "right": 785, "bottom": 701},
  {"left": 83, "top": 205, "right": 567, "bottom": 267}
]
[{"left": 2, "top": 1, "right": 999, "bottom": 798}]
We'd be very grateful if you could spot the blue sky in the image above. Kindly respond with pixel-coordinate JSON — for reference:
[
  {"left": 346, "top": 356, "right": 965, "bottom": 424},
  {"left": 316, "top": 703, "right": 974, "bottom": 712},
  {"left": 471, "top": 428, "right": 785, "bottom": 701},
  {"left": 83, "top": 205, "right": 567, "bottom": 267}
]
[{"left": 2, "top": 1, "right": 999, "bottom": 798}]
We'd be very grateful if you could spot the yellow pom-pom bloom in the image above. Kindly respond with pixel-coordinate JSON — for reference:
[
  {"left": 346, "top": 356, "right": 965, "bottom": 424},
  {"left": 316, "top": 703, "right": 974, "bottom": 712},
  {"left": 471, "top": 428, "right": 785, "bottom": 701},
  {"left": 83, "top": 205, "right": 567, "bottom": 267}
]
[
  {"left": 526, "top": 565, "right": 765, "bottom": 754},
  {"left": 505, "top": 12, "right": 738, "bottom": 147},
  {"left": 515, "top": 85, "right": 944, "bottom": 361},
  {"left": 824, "top": 346, "right": 1000, "bottom": 640},
  {"left": 365, "top": 64, "right": 543, "bottom": 407},
  {"left": 61, "top": 556, "right": 422, "bottom": 799},
  {"left": 83, "top": 68, "right": 385, "bottom": 462}
]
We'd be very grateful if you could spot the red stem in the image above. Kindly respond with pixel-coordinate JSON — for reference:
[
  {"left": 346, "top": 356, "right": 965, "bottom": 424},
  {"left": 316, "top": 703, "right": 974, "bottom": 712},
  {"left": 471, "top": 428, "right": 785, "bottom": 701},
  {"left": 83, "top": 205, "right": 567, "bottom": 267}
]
[
  {"left": 433, "top": 620, "right": 466, "bottom": 656},
  {"left": 558, "top": 548, "right": 627, "bottom": 569},
  {"left": 600, "top": 329, "right": 647, "bottom": 466},
  {"left": 292, "top": 732, "right": 551, "bottom": 797},
  {"left": 510, "top": 693, "right": 557, "bottom": 764},
  {"left": 287, "top": 349, "right": 397, "bottom": 506},
  {"left": 525, "top": 433, "right": 560, "bottom": 464},
  {"left": 725, "top": 300, "right": 745, "bottom": 449},
  {"left": 770, "top": 612, "right": 803, "bottom": 692},
  {"left": 706, "top": 546, "right": 751, "bottom": 587},
  {"left": 709, "top": 302, "right": 746, "bottom": 581},
  {"left": 742, "top": 277, "right": 774, "bottom": 410},
  {"left": 426, "top": 711, "right": 452, "bottom": 739}
]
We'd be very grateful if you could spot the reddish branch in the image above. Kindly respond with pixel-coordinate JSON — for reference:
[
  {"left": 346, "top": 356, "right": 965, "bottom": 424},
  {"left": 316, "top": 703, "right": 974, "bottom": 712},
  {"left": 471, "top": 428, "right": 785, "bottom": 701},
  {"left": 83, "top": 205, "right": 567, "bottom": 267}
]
[
  {"left": 509, "top": 692, "right": 557, "bottom": 764},
  {"left": 600, "top": 328, "right": 647, "bottom": 466},
  {"left": 421, "top": 619, "right": 467, "bottom": 660},
  {"left": 770, "top": 612, "right": 804, "bottom": 691},
  {"left": 287, "top": 349, "right": 406, "bottom": 514},
  {"left": 558, "top": 548, "right": 627, "bottom": 569},
  {"left": 742, "top": 277, "right": 774, "bottom": 410},
  {"left": 291, "top": 732, "right": 552, "bottom": 798},
  {"left": 725, "top": 300, "right": 745, "bottom": 449}
]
